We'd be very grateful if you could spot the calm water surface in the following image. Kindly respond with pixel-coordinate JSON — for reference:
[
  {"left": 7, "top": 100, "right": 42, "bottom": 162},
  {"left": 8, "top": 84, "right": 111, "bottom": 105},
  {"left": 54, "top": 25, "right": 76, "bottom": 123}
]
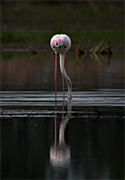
[
  {"left": 2, "top": 116, "right": 124, "bottom": 179},
  {"left": 1, "top": 52, "right": 124, "bottom": 179},
  {"left": 1, "top": 52, "right": 124, "bottom": 91}
]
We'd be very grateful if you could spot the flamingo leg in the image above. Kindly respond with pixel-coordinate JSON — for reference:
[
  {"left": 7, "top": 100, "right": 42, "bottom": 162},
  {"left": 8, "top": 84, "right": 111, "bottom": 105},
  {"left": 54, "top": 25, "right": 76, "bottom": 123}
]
[
  {"left": 62, "top": 52, "right": 66, "bottom": 144},
  {"left": 54, "top": 53, "right": 57, "bottom": 145},
  {"left": 62, "top": 52, "right": 66, "bottom": 101},
  {"left": 62, "top": 103, "right": 65, "bottom": 145}
]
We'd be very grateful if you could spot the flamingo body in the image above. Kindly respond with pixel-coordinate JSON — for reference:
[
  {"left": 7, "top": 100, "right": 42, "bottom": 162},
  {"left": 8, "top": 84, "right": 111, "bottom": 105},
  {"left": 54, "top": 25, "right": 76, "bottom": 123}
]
[{"left": 50, "top": 34, "right": 71, "bottom": 54}]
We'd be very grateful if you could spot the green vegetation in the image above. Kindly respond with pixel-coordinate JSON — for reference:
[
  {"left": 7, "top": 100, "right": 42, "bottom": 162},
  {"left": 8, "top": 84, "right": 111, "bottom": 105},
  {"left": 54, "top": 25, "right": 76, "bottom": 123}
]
[
  {"left": 1, "top": 30, "right": 123, "bottom": 49},
  {"left": 1, "top": 1, "right": 124, "bottom": 49}
]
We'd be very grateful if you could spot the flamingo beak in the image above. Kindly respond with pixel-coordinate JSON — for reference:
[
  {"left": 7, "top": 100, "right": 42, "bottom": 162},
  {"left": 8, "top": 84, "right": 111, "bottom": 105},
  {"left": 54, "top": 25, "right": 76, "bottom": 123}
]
[{"left": 53, "top": 41, "right": 67, "bottom": 53}]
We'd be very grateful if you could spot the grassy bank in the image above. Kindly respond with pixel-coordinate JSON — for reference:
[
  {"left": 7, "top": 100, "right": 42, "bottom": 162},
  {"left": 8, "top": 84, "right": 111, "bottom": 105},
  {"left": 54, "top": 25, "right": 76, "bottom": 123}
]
[
  {"left": 1, "top": 30, "right": 124, "bottom": 50},
  {"left": 1, "top": 1, "right": 124, "bottom": 49}
]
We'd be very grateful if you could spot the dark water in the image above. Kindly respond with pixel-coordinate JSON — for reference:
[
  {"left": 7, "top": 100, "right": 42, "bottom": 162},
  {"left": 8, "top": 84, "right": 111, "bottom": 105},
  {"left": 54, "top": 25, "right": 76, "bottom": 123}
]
[
  {"left": 1, "top": 52, "right": 124, "bottom": 179},
  {"left": 1, "top": 116, "right": 124, "bottom": 179},
  {"left": 1, "top": 52, "right": 124, "bottom": 91}
]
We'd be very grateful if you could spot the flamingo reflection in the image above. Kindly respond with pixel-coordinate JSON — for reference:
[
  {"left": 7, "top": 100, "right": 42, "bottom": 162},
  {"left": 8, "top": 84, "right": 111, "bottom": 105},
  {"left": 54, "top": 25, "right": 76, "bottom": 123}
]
[{"left": 50, "top": 98, "right": 72, "bottom": 167}]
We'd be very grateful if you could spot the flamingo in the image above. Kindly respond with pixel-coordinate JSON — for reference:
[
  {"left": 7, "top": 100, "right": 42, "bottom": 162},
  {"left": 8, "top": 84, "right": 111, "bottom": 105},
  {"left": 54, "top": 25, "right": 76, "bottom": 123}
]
[
  {"left": 50, "top": 34, "right": 72, "bottom": 100},
  {"left": 50, "top": 34, "right": 72, "bottom": 167}
]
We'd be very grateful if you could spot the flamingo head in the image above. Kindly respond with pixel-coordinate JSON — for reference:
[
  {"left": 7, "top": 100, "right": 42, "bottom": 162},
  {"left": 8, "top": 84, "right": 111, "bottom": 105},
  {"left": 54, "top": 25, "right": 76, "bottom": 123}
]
[{"left": 50, "top": 34, "right": 71, "bottom": 54}]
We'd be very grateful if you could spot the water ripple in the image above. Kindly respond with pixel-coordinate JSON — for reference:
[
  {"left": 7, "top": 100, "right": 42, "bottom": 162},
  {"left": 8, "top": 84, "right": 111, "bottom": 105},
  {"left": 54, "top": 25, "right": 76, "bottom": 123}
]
[{"left": 1, "top": 89, "right": 124, "bottom": 107}]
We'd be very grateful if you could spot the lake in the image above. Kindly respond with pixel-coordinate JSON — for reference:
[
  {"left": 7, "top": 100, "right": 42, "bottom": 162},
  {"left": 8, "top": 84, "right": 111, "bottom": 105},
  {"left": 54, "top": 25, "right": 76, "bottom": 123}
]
[{"left": 1, "top": 51, "right": 124, "bottom": 179}]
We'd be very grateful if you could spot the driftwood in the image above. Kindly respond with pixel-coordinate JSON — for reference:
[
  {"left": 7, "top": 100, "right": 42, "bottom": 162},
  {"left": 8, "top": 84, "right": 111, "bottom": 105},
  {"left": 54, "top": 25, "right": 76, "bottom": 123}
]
[
  {"left": 76, "top": 41, "right": 112, "bottom": 57},
  {"left": 29, "top": 46, "right": 37, "bottom": 55}
]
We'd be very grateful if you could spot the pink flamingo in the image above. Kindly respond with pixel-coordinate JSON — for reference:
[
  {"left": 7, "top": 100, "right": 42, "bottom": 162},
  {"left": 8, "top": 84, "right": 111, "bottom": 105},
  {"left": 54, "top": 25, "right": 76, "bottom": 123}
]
[
  {"left": 50, "top": 34, "right": 72, "bottom": 151},
  {"left": 50, "top": 34, "right": 72, "bottom": 101},
  {"left": 50, "top": 34, "right": 72, "bottom": 167}
]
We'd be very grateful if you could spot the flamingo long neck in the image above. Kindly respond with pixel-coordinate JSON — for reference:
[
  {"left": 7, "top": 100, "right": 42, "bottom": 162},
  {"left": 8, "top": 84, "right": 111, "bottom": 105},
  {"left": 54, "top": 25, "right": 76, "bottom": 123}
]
[{"left": 59, "top": 53, "right": 72, "bottom": 96}]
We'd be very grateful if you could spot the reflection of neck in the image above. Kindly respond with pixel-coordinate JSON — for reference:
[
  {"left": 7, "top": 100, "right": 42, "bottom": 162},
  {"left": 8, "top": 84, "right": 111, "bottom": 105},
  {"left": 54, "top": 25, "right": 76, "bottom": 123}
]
[
  {"left": 59, "top": 99, "right": 72, "bottom": 145},
  {"left": 59, "top": 53, "right": 72, "bottom": 96}
]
